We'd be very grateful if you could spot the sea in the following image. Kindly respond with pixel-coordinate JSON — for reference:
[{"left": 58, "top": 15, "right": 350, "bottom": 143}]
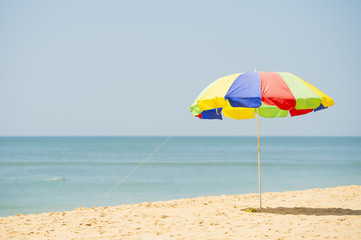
[{"left": 0, "top": 136, "right": 360, "bottom": 217}]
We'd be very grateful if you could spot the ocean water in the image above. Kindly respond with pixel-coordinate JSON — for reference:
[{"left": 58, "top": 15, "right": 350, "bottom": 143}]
[{"left": 0, "top": 136, "right": 360, "bottom": 217}]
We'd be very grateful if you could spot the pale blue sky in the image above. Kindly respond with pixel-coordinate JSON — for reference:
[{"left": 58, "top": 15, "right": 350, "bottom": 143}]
[{"left": 1, "top": 0, "right": 360, "bottom": 136}]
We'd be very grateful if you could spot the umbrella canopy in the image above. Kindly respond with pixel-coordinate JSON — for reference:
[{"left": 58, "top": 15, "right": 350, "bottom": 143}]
[
  {"left": 190, "top": 71, "right": 334, "bottom": 120},
  {"left": 190, "top": 71, "right": 334, "bottom": 210}
]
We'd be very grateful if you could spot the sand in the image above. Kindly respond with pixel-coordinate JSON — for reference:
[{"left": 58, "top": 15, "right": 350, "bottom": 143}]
[{"left": 1, "top": 185, "right": 361, "bottom": 239}]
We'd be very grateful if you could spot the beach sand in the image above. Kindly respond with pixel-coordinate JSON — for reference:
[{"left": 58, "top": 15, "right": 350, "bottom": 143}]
[{"left": 1, "top": 185, "right": 360, "bottom": 239}]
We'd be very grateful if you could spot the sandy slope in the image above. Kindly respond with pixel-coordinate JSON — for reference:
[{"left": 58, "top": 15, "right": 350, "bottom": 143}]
[{"left": 1, "top": 185, "right": 361, "bottom": 239}]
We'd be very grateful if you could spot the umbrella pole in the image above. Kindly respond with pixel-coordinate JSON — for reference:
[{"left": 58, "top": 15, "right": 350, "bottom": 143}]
[{"left": 257, "top": 108, "right": 262, "bottom": 210}]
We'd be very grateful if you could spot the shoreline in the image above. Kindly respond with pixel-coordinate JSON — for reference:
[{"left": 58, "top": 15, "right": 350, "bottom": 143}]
[{"left": 1, "top": 185, "right": 361, "bottom": 239}]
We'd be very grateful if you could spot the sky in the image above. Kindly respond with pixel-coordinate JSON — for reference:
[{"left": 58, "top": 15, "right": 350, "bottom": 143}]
[{"left": 0, "top": 0, "right": 360, "bottom": 136}]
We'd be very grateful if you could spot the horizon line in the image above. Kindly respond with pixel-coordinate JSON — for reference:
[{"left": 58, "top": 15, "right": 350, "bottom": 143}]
[{"left": 0, "top": 135, "right": 360, "bottom": 138}]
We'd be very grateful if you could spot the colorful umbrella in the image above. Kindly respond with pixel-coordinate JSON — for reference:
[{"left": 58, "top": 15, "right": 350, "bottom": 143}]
[{"left": 190, "top": 70, "right": 334, "bottom": 210}]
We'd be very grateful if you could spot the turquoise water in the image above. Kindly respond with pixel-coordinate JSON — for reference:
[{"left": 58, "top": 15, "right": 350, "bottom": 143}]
[{"left": 0, "top": 137, "right": 360, "bottom": 217}]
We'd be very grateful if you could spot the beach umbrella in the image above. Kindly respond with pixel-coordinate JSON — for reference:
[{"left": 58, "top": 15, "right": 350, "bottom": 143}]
[{"left": 189, "top": 70, "right": 334, "bottom": 210}]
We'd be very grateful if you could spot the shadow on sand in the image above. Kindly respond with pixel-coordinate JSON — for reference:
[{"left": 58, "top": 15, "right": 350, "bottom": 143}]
[{"left": 242, "top": 207, "right": 361, "bottom": 216}]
